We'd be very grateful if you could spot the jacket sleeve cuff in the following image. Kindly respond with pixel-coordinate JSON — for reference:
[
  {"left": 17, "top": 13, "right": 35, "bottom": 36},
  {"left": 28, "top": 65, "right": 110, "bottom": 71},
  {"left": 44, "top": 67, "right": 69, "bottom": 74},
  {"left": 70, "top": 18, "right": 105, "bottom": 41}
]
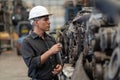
[{"left": 30, "top": 56, "right": 42, "bottom": 68}]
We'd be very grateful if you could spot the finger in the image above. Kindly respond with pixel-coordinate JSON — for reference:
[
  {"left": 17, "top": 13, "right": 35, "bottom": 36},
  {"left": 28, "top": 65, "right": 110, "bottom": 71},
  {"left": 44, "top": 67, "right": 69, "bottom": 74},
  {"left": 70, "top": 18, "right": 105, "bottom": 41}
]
[
  {"left": 56, "top": 65, "right": 59, "bottom": 68},
  {"left": 52, "top": 71, "right": 58, "bottom": 74},
  {"left": 55, "top": 64, "right": 61, "bottom": 68},
  {"left": 57, "top": 43, "right": 62, "bottom": 47},
  {"left": 54, "top": 67, "right": 60, "bottom": 71}
]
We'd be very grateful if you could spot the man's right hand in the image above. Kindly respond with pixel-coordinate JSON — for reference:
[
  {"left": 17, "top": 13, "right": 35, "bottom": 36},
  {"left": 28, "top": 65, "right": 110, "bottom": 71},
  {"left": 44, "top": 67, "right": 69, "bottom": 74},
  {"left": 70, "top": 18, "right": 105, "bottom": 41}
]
[
  {"left": 48, "top": 43, "right": 62, "bottom": 55},
  {"left": 41, "top": 43, "right": 62, "bottom": 64}
]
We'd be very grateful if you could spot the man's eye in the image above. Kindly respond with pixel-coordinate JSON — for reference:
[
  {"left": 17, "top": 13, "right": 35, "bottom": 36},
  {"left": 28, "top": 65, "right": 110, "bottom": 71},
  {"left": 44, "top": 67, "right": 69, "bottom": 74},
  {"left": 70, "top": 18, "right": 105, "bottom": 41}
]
[{"left": 44, "top": 18, "right": 49, "bottom": 21}]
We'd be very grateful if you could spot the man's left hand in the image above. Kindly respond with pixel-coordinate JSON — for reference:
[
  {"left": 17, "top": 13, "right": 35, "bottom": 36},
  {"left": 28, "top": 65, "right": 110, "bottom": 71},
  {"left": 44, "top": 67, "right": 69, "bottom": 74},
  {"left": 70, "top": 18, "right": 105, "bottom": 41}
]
[{"left": 52, "top": 64, "right": 62, "bottom": 75}]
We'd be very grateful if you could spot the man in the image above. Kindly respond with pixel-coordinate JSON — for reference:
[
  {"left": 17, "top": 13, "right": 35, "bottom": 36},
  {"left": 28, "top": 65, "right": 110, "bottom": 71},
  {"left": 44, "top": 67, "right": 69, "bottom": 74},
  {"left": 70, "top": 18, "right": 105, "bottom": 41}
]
[{"left": 20, "top": 6, "right": 62, "bottom": 80}]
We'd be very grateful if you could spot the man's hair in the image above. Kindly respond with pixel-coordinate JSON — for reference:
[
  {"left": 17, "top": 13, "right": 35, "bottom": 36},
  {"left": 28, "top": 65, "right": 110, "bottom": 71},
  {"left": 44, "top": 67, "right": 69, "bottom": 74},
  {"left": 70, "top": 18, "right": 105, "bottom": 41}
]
[{"left": 30, "top": 20, "right": 34, "bottom": 26}]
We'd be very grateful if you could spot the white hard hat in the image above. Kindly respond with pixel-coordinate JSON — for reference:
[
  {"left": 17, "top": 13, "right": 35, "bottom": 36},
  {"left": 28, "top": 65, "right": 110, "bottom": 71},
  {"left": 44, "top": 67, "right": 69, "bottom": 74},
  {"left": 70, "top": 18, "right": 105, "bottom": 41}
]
[{"left": 28, "top": 6, "right": 52, "bottom": 20}]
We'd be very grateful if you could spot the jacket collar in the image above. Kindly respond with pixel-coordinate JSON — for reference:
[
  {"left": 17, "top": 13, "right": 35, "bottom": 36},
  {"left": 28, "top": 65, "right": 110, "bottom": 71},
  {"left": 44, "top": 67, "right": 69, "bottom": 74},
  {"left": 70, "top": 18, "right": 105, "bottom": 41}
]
[{"left": 30, "top": 31, "right": 48, "bottom": 39}]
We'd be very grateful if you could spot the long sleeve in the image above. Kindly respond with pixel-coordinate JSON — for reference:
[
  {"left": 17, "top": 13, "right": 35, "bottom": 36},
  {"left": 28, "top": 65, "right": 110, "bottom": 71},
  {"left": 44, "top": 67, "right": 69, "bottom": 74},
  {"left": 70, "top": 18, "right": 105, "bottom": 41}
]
[{"left": 20, "top": 39, "right": 42, "bottom": 69}]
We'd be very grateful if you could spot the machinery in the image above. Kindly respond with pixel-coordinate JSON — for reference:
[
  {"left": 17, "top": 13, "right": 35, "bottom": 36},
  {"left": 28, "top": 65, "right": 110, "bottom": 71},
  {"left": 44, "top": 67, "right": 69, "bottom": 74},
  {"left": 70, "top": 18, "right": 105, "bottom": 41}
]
[
  {"left": 0, "top": 1, "right": 13, "bottom": 54},
  {"left": 64, "top": 0, "right": 82, "bottom": 22},
  {"left": 15, "top": 21, "right": 32, "bottom": 55},
  {"left": 57, "top": 0, "right": 120, "bottom": 80},
  {"left": 0, "top": 0, "right": 29, "bottom": 54}
]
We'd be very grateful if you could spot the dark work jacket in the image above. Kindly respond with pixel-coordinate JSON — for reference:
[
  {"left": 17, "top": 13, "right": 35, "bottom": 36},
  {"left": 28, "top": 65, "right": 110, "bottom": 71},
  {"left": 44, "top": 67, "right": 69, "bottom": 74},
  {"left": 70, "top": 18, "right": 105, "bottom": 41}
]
[{"left": 20, "top": 32, "right": 59, "bottom": 80}]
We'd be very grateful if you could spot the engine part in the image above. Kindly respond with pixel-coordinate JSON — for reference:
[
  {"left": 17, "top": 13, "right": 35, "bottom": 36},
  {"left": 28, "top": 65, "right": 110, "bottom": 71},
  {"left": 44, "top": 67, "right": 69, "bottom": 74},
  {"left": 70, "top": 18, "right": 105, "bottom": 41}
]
[{"left": 108, "top": 47, "right": 120, "bottom": 80}]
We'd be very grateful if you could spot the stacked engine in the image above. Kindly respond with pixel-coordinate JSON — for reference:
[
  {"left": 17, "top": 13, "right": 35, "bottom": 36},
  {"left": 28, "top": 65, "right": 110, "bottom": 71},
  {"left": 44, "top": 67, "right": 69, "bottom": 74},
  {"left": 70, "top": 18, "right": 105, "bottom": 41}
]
[{"left": 57, "top": 7, "right": 120, "bottom": 80}]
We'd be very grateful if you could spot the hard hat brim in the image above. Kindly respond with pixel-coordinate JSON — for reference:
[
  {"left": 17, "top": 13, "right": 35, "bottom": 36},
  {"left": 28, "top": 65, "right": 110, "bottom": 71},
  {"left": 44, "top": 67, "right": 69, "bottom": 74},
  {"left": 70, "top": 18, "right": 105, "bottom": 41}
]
[
  {"left": 44, "top": 13, "right": 53, "bottom": 16},
  {"left": 29, "top": 14, "right": 52, "bottom": 20}
]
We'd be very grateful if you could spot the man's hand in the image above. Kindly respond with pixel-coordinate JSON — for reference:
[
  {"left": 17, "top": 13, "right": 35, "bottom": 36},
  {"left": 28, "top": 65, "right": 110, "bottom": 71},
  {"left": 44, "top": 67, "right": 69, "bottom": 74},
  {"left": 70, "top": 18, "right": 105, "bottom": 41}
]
[
  {"left": 52, "top": 64, "right": 62, "bottom": 75},
  {"left": 48, "top": 43, "right": 62, "bottom": 55},
  {"left": 41, "top": 43, "right": 62, "bottom": 64}
]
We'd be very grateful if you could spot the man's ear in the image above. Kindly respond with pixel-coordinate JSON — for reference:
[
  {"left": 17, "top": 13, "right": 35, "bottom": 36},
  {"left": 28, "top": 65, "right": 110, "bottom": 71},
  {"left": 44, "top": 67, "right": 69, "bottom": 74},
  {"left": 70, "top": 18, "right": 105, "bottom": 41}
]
[{"left": 34, "top": 20, "right": 38, "bottom": 26}]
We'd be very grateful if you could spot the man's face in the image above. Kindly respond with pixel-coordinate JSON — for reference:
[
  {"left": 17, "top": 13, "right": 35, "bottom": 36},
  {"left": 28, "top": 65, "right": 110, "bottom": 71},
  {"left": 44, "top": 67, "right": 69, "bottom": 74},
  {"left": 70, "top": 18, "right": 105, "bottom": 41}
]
[{"left": 36, "top": 16, "right": 50, "bottom": 31}]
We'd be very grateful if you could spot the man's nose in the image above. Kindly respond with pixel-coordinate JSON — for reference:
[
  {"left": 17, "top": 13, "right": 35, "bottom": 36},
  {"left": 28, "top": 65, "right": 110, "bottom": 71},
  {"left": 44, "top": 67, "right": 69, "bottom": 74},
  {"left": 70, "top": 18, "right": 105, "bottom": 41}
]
[{"left": 47, "top": 20, "right": 50, "bottom": 24}]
